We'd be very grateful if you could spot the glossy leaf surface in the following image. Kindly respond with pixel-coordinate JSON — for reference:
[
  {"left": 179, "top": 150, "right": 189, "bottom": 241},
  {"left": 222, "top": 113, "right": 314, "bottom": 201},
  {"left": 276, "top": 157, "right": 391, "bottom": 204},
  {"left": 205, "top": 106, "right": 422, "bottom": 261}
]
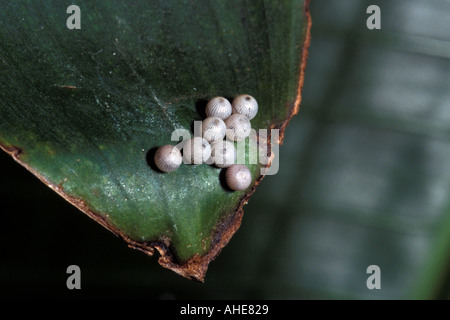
[{"left": 0, "top": 1, "right": 310, "bottom": 280}]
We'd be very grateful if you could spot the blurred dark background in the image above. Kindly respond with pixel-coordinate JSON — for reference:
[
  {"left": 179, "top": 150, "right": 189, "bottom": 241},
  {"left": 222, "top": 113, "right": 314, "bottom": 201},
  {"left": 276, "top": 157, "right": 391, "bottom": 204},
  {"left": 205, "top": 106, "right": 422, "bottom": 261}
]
[{"left": 1, "top": 0, "right": 449, "bottom": 299}]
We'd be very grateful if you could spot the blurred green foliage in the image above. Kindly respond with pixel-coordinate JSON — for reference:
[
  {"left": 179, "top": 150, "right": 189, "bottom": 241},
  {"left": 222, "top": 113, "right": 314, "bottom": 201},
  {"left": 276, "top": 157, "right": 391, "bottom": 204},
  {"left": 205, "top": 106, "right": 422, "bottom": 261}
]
[{"left": 1, "top": 0, "right": 449, "bottom": 299}]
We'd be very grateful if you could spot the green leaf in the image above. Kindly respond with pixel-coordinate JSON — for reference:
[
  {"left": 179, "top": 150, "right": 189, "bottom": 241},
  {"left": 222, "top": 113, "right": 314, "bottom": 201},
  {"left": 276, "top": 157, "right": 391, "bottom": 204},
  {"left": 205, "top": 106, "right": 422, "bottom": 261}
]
[{"left": 0, "top": 1, "right": 311, "bottom": 280}]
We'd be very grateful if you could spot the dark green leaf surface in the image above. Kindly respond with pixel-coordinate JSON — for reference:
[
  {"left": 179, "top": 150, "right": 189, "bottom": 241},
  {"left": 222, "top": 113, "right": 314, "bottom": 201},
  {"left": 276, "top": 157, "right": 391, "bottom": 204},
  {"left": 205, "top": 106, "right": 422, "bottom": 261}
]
[{"left": 0, "top": 0, "right": 309, "bottom": 278}]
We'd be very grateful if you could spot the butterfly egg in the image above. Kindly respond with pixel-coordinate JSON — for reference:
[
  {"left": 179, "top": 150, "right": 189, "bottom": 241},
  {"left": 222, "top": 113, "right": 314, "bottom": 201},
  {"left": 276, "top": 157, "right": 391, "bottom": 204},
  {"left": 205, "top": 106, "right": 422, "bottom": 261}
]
[
  {"left": 231, "top": 94, "right": 258, "bottom": 120},
  {"left": 211, "top": 140, "right": 236, "bottom": 168},
  {"left": 225, "top": 114, "right": 251, "bottom": 141},
  {"left": 183, "top": 137, "right": 211, "bottom": 165},
  {"left": 206, "top": 96, "right": 232, "bottom": 120},
  {"left": 154, "top": 145, "right": 182, "bottom": 172},
  {"left": 202, "top": 116, "right": 226, "bottom": 143},
  {"left": 225, "top": 164, "right": 252, "bottom": 191}
]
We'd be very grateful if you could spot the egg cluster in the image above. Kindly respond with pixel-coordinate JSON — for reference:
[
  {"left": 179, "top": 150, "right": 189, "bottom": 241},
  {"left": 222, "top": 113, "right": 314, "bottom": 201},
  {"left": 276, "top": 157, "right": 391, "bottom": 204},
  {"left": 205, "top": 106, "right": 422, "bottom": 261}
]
[{"left": 154, "top": 94, "right": 258, "bottom": 191}]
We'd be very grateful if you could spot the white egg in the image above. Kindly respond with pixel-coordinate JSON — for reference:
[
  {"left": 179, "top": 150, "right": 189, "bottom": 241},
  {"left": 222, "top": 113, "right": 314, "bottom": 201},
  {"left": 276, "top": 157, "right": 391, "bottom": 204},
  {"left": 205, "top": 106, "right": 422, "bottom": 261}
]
[
  {"left": 154, "top": 145, "right": 182, "bottom": 172},
  {"left": 225, "top": 114, "right": 251, "bottom": 141},
  {"left": 183, "top": 137, "right": 211, "bottom": 164},
  {"left": 211, "top": 140, "right": 236, "bottom": 168},
  {"left": 225, "top": 164, "right": 252, "bottom": 191},
  {"left": 231, "top": 94, "right": 258, "bottom": 120},
  {"left": 202, "top": 116, "right": 227, "bottom": 143},
  {"left": 206, "top": 96, "right": 232, "bottom": 120}
]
